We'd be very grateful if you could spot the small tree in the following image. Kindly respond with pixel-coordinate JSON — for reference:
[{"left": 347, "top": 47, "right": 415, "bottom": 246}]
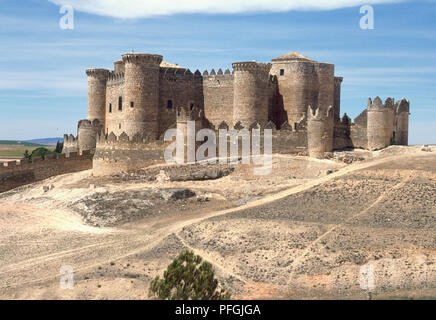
[
  {"left": 149, "top": 250, "right": 231, "bottom": 300},
  {"left": 55, "top": 141, "right": 64, "bottom": 154},
  {"left": 30, "top": 147, "right": 50, "bottom": 160},
  {"left": 23, "top": 150, "right": 31, "bottom": 161}
]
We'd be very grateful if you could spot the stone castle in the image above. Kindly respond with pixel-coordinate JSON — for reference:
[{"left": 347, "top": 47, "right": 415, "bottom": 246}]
[{"left": 63, "top": 51, "right": 410, "bottom": 176}]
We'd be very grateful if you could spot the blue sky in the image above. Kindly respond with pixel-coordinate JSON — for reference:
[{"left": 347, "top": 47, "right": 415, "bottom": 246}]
[{"left": 0, "top": 0, "right": 435, "bottom": 144}]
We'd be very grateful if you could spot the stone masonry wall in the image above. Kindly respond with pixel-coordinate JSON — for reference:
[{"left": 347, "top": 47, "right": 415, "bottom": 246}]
[
  {"left": 159, "top": 68, "right": 204, "bottom": 138},
  {"left": 202, "top": 70, "right": 234, "bottom": 128},
  {"left": 105, "top": 73, "right": 125, "bottom": 135},
  {"left": 0, "top": 152, "right": 93, "bottom": 194}
]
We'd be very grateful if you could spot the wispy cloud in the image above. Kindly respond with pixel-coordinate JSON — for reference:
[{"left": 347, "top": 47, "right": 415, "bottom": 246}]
[{"left": 49, "top": 0, "right": 404, "bottom": 19}]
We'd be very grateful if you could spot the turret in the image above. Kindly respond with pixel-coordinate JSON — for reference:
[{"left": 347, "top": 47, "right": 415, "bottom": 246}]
[
  {"left": 176, "top": 106, "right": 205, "bottom": 163},
  {"left": 62, "top": 134, "right": 78, "bottom": 155},
  {"left": 385, "top": 98, "right": 395, "bottom": 146},
  {"left": 77, "top": 119, "right": 100, "bottom": 154},
  {"left": 395, "top": 98, "right": 410, "bottom": 146},
  {"left": 307, "top": 105, "right": 334, "bottom": 159},
  {"left": 114, "top": 60, "right": 125, "bottom": 74},
  {"left": 232, "top": 61, "right": 271, "bottom": 128},
  {"left": 367, "top": 97, "right": 395, "bottom": 150},
  {"left": 86, "top": 68, "right": 110, "bottom": 124},
  {"left": 121, "top": 53, "right": 163, "bottom": 138}
]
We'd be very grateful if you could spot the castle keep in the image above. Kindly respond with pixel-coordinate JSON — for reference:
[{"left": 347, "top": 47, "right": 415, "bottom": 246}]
[{"left": 63, "top": 52, "right": 410, "bottom": 176}]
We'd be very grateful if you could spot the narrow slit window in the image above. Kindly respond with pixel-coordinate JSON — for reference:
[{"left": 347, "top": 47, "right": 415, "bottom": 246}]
[
  {"left": 118, "top": 96, "right": 123, "bottom": 111},
  {"left": 130, "top": 101, "right": 134, "bottom": 108},
  {"left": 167, "top": 100, "right": 173, "bottom": 109},
  {"left": 109, "top": 103, "right": 112, "bottom": 113},
  {"left": 190, "top": 103, "right": 194, "bottom": 110}
]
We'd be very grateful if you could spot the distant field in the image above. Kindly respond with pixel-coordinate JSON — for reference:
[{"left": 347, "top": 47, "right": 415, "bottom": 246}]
[
  {"left": 0, "top": 143, "right": 55, "bottom": 158},
  {"left": 0, "top": 140, "right": 44, "bottom": 147}
]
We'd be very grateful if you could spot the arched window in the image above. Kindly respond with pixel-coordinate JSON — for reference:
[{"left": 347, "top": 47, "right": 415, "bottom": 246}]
[{"left": 118, "top": 96, "right": 123, "bottom": 111}]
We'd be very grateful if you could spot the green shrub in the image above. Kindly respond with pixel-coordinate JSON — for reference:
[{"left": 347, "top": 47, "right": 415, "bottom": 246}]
[
  {"left": 30, "top": 147, "right": 54, "bottom": 160},
  {"left": 149, "top": 250, "right": 231, "bottom": 300},
  {"left": 23, "top": 150, "right": 31, "bottom": 161},
  {"left": 55, "top": 141, "right": 64, "bottom": 153}
]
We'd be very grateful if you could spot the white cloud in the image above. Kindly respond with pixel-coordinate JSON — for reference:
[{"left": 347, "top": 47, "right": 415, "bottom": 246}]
[{"left": 49, "top": 0, "right": 403, "bottom": 19}]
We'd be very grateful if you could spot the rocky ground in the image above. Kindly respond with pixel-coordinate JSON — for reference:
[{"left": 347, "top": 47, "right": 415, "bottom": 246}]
[{"left": 0, "top": 146, "right": 435, "bottom": 299}]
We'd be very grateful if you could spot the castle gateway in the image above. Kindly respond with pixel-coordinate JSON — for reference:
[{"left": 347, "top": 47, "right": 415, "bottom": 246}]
[{"left": 63, "top": 52, "right": 410, "bottom": 176}]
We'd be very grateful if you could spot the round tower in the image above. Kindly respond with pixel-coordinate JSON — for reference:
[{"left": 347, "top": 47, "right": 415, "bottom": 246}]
[
  {"left": 176, "top": 106, "right": 204, "bottom": 164},
  {"left": 114, "top": 60, "right": 125, "bottom": 74},
  {"left": 86, "top": 68, "right": 110, "bottom": 124},
  {"left": 232, "top": 61, "right": 272, "bottom": 128},
  {"left": 367, "top": 97, "right": 389, "bottom": 150},
  {"left": 77, "top": 119, "right": 98, "bottom": 154},
  {"left": 270, "top": 52, "right": 320, "bottom": 126},
  {"left": 384, "top": 98, "right": 395, "bottom": 146},
  {"left": 122, "top": 53, "right": 163, "bottom": 139},
  {"left": 307, "top": 106, "right": 334, "bottom": 159},
  {"left": 395, "top": 98, "right": 410, "bottom": 146}
]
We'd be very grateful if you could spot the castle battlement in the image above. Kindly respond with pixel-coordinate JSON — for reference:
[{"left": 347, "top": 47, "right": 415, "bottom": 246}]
[
  {"left": 0, "top": 151, "right": 93, "bottom": 193},
  {"left": 122, "top": 53, "right": 163, "bottom": 65},
  {"left": 86, "top": 68, "right": 110, "bottom": 79},
  {"left": 107, "top": 72, "right": 125, "bottom": 85},
  {"left": 203, "top": 68, "right": 233, "bottom": 79},
  {"left": 97, "top": 130, "right": 165, "bottom": 146},
  {"left": 176, "top": 106, "right": 204, "bottom": 122},
  {"left": 63, "top": 134, "right": 76, "bottom": 143},
  {"left": 232, "top": 61, "right": 272, "bottom": 72},
  {"left": 159, "top": 68, "right": 203, "bottom": 81},
  {"left": 308, "top": 106, "right": 334, "bottom": 121},
  {"left": 0, "top": 151, "right": 91, "bottom": 173},
  {"left": 367, "top": 96, "right": 397, "bottom": 111},
  {"left": 395, "top": 98, "right": 410, "bottom": 114}
]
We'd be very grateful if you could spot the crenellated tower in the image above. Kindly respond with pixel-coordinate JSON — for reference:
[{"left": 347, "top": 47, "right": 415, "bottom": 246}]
[
  {"left": 395, "top": 98, "right": 410, "bottom": 146},
  {"left": 77, "top": 119, "right": 101, "bottom": 154},
  {"left": 307, "top": 105, "right": 334, "bottom": 158},
  {"left": 176, "top": 106, "right": 205, "bottom": 163},
  {"left": 113, "top": 59, "right": 125, "bottom": 74},
  {"left": 270, "top": 52, "right": 335, "bottom": 127},
  {"left": 232, "top": 61, "right": 272, "bottom": 128},
  {"left": 367, "top": 97, "right": 396, "bottom": 150},
  {"left": 86, "top": 68, "right": 110, "bottom": 125},
  {"left": 122, "top": 53, "right": 163, "bottom": 139}
]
